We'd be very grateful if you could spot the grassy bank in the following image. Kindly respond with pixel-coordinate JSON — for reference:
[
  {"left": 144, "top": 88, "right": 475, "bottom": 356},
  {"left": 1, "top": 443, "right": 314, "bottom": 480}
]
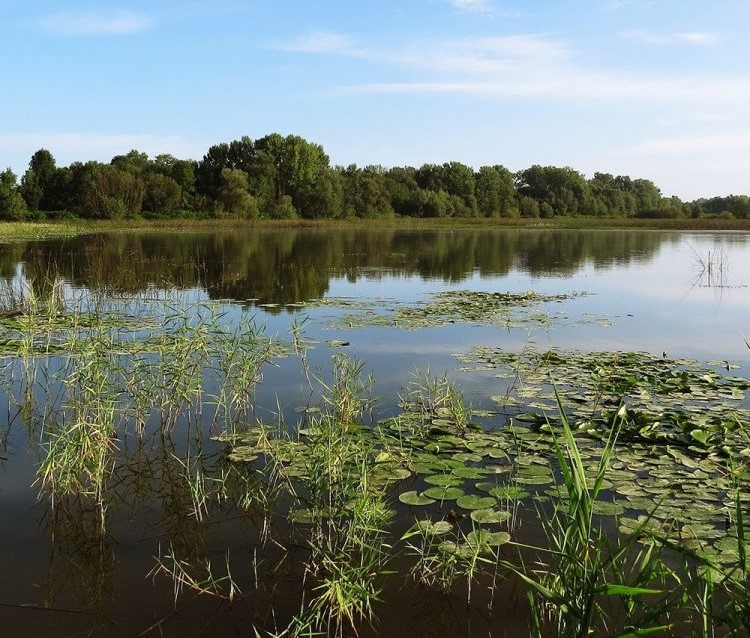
[{"left": 3, "top": 216, "right": 750, "bottom": 238}]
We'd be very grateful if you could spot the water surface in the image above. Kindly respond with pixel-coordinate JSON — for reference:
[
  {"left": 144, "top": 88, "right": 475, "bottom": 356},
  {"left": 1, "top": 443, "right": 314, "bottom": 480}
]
[{"left": 1, "top": 227, "right": 748, "bottom": 637}]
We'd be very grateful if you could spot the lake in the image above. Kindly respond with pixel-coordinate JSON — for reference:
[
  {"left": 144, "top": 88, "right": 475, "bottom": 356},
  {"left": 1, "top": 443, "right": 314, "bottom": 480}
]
[{"left": 1, "top": 227, "right": 749, "bottom": 637}]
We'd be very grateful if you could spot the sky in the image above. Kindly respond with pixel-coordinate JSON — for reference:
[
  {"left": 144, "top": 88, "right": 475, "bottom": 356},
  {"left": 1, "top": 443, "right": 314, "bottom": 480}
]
[{"left": 1, "top": 0, "right": 749, "bottom": 199}]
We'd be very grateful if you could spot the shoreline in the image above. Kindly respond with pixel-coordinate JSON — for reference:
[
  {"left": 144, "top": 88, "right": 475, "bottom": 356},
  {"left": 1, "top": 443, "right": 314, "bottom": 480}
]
[{"left": 2, "top": 216, "right": 750, "bottom": 239}]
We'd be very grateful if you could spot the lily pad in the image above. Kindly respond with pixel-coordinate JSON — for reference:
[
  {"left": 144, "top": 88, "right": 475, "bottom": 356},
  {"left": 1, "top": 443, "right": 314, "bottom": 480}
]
[
  {"left": 456, "top": 495, "right": 497, "bottom": 510},
  {"left": 470, "top": 508, "right": 512, "bottom": 524},
  {"left": 423, "top": 486, "right": 465, "bottom": 501},
  {"left": 399, "top": 491, "right": 436, "bottom": 506},
  {"left": 466, "top": 529, "right": 511, "bottom": 548}
]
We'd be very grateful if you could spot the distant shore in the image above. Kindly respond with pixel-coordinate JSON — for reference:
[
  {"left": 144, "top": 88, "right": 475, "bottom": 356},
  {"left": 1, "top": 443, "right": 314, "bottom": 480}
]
[{"left": 2, "top": 216, "right": 750, "bottom": 240}]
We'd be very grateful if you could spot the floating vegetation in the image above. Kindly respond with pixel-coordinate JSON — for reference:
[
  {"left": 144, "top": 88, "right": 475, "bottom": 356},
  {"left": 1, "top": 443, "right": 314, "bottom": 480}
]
[
  {"left": 458, "top": 346, "right": 750, "bottom": 458},
  {"left": 310, "top": 289, "right": 588, "bottom": 331},
  {"left": 216, "top": 345, "right": 750, "bottom": 631}
]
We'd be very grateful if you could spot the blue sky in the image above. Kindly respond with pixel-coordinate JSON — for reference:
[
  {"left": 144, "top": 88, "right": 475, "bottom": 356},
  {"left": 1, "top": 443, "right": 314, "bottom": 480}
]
[{"left": 1, "top": 0, "right": 749, "bottom": 199}]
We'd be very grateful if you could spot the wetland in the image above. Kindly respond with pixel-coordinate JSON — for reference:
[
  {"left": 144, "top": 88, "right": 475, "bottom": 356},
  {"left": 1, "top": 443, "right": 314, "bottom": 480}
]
[{"left": 1, "top": 227, "right": 749, "bottom": 637}]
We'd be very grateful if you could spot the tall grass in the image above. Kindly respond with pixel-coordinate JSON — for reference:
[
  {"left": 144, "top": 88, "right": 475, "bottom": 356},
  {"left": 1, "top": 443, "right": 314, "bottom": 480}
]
[{"left": 507, "top": 395, "right": 677, "bottom": 638}]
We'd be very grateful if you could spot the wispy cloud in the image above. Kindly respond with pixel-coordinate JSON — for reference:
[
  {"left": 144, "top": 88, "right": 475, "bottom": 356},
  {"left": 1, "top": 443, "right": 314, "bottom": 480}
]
[
  {"left": 277, "top": 29, "right": 750, "bottom": 114},
  {"left": 283, "top": 31, "right": 746, "bottom": 106},
  {"left": 274, "top": 31, "right": 363, "bottom": 55},
  {"left": 620, "top": 131, "right": 750, "bottom": 156},
  {"left": 447, "top": 0, "right": 494, "bottom": 14},
  {"left": 605, "top": 0, "right": 654, "bottom": 11},
  {"left": 675, "top": 32, "right": 721, "bottom": 46},
  {"left": 398, "top": 35, "right": 571, "bottom": 74},
  {"left": 623, "top": 30, "right": 722, "bottom": 46},
  {"left": 38, "top": 9, "right": 154, "bottom": 36}
]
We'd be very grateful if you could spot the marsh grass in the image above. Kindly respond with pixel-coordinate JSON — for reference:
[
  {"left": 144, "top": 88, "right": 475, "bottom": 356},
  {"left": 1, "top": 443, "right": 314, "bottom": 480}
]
[
  {"left": 507, "top": 396, "right": 679, "bottom": 638},
  {"left": 688, "top": 243, "right": 730, "bottom": 288},
  {"left": 396, "top": 371, "right": 471, "bottom": 436},
  {"left": 292, "top": 421, "right": 391, "bottom": 632},
  {"left": 151, "top": 542, "right": 242, "bottom": 603},
  {"left": 5, "top": 288, "right": 286, "bottom": 540},
  {"left": 38, "top": 329, "right": 121, "bottom": 523}
]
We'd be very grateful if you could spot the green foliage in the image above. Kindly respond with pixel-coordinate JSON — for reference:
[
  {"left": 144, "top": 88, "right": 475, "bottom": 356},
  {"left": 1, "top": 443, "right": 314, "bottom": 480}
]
[
  {"left": 7, "top": 131, "right": 748, "bottom": 222},
  {"left": 21, "top": 148, "right": 57, "bottom": 210},
  {"left": 273, "top": 194, "right": 297, "bottom": 219},
  {"left": 216, "top": 168, "right": 258, "bottom": 218},
  {"left": 507, "top": 400, "right": 677, "bottom": 638},
  {"left": 0, "top": 168, "right": 28, "bottom": 220},
  {"left": 81, "top": 163, "right": 145, "bottom": 219},
  {"left": 143, "top": 172, "right": 182, "bottom": 215},
  {"left": 516, "top": 165, "right": 590, "bottom": 216},
  {"left": 476, "top": 165, "right": 517, "bottom": 217}
]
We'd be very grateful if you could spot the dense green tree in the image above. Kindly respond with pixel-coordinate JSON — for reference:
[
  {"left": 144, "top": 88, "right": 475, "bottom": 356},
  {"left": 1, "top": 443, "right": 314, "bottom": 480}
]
[
  {"left": 588, "top": 173, "right": 631, "bottom": 217},
  {"left": 81, "top": 163, "right": 145, "bottom": 219},
  {"left": 143, "top": 173, "right": 182, "bottom": 215},
  {"left": 476, "top": 165, "right": 517, "bottom": 217},
  {"left": 631, "top": 179, "right": 663, "bottom": 215},
  {"left": 152, "top": 154, "right": 197, "bottom": 207},
  {"left": 111, "top": 150, "right": 150, "bottom": 175},
  {"left": 0, "top": 169, "right": 28, "bottom": 220},
  {"left": 516, "top": 165, "right": 589, "bottom": 216},
  {"left": 341, "top": 165, "right": 394, "bottom": 219},
  {"left": 216, "top": 168, "right": 258, "bottom": 218},
  {"left": 384, "top": 167, "right": 421, "bottom": 217},
  {"left": 518, "top": 195, "right": 540, "bottom": 218},
  {"left": 415, "top": 162, "right": 478, "bottom": 215},
  {"left": 20, "top": 149, "right": 57, "bottom": 210},
  {"left": 196, "top": 142, "right": 232, "bottom": 199},
  {"left": 273, "top": 194, "right": 297, "bottom": 219},
  {"left": 20, "top": 170, "right": 43, "bottom": 211},
  {"left": 255, "top": 134, "right": 330, "bottom": 210},
  {"left": 300, "top": 169, "right": 345, "bottom": 219},
  {"left": 6, "top": 131, "right": 748, "bottom": 223},
  {"left": 657, "top": 196, "right": 684, "bottom": 219}
]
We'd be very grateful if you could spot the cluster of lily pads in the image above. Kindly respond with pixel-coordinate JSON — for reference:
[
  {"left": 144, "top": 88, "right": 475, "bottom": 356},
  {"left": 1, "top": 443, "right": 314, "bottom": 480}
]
[
  {"left": 306, "top": 289, "right": 584, "bottom": 331},
  {"left": 458, "top": 346, "right": 750, "bottom": 455},
  {"left": 223, "top": 345, "right": 750, "bottom": 603}
]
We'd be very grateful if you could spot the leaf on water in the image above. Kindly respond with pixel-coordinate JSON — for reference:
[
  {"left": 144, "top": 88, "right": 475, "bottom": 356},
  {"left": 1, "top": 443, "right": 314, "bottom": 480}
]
[{"left": 399, "top": 491, "right": 437, "bottom": 506}]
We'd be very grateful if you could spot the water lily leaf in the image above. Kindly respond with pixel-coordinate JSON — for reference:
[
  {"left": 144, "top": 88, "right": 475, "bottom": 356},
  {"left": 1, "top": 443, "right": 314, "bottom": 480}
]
[
  {"left": 456, "top": 495, "right": 497, "bottom": 510},
  {"left": 424, "top": 474, "right": 462, "bottom": 487},
  {"left": 376, "top": 465, "right": 412, "bottom": 481},
  {"left": 452, "top": 467, "right": 490, "bottom": 479},
  {"left": 592, "top": 501, "right": 625, "bottom": 516},
  {"left": 470, "top": 508, "right": 512, "bottom": 524},
  {"left": 466, "top": 529, "right": 511, "bottom": 547},
  {"left": 413, "top": 519, "right": 454, "bottom": 535},
  {"left": 423, "top": 486, "right": 465, "bottom": 501},
  {"left": 399, "top": 491, "right": 436, "bottom": 506},
  {"left": 488, "top": 485, "right": 530, "bottom": 500}
]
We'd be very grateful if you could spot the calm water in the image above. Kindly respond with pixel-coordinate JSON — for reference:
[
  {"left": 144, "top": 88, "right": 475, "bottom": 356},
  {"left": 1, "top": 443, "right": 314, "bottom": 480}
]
[{"left": 1, "top": 228, "right": 749, "bottom": 637}]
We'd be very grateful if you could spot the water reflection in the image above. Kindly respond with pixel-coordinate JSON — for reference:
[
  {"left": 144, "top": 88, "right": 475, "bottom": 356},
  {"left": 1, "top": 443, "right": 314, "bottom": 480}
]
[
  {"left": 1, "top": 228, "right": 749, "bottom": 637},
  {"left": 0, "top": 229, "right": 681, "bottom": 306}
]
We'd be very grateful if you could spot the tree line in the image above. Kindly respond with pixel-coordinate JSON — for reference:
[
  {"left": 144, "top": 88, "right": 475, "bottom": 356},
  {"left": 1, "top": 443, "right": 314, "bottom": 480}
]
[{"left": 1, "top": 133, "right": 748, "bottom": 221}]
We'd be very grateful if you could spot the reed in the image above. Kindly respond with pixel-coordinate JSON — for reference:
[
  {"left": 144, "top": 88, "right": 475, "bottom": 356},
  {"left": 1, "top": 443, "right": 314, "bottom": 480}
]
[{"left": 506, "top": 396, "right": 677, "bottom": 637}]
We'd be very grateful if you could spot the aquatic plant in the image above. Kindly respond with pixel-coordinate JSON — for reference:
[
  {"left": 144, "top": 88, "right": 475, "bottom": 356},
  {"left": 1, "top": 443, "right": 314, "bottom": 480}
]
[{"left": 507, "top": 397, "right": 677, "bottom": 638}]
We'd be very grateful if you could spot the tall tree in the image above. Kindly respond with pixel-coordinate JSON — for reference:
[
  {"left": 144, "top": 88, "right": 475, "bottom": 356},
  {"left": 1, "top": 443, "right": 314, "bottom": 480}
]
[
  {"left": 216, "top": 168, "right": 258, "bottom": 218},
  {"left": 476, "top": 165, "right": 517, "bottom": 217},
  {"left": 21, "top": 149, "right": 57, "bottom": 210},
  {"left": 0, "top": 169, "right": 28, "bottom": 220},
  {"left": 111, "top": 150, "right": 150, "bottom": 175}
]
